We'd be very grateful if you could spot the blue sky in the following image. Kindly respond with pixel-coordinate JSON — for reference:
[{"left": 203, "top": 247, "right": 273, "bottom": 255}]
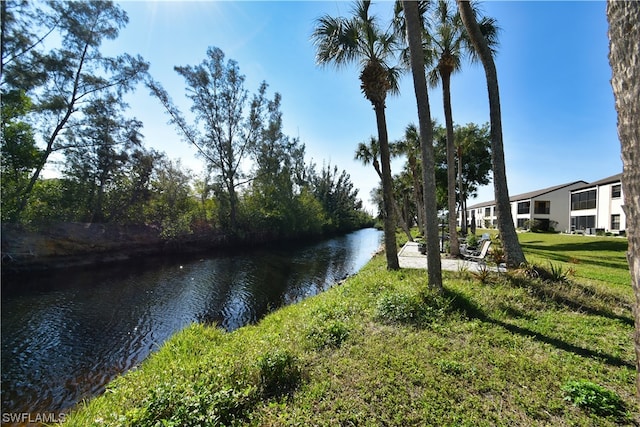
[{"left": 104, "top": 0, "right": 621, "bottom": 213}]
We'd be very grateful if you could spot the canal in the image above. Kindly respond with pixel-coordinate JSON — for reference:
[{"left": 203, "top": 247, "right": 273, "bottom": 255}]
[{"left": 1, "top": 228, "right": 382, "bottom": 418}]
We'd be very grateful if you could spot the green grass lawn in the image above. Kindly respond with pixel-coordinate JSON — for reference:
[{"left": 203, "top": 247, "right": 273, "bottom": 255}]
[{"left": 63, "top": 231, "right": 637, "bottom": 426}]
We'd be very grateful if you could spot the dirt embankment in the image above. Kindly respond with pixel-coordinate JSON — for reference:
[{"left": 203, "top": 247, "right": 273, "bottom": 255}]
[{"left": 1, "top": 222, "right": 235, "bottom": 273}]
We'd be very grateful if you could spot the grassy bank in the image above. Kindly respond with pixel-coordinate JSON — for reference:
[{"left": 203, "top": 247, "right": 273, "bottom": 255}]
[{"left": 63, "top": 231, "right": 637, "bottom": 425}]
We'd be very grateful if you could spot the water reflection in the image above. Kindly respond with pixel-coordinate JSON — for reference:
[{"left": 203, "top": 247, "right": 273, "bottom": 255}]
[{"left": 1, "top": 228, "right": 382, "bottom": 417}]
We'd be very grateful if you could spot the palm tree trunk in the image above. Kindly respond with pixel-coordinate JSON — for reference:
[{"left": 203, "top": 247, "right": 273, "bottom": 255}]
[
  {"left": 607, "top": 0, "right": 640, "bottom": 400},
  {"left": 442, "top": 71, "right": 460, "bottom": 256},
  {"left": 457, "top": 0, "right": 525, "bottom": 268},
  {"left": 409, "top": 156, "right": 425, "bottom": 232},
  {"left": 395, "top": 203, "right": 414, "bottom": 242},
  {"left": 457, "top": 145, "right": 467, "bottom": 235},
  {"left": 402, "top": 0, "right": 443, "bottom": 291},
  {"left": 373, "top": 103, "right": 400, "bottom": 270},
  {"left": 372, "top": 159, "right": 413, "bottom": 242}
]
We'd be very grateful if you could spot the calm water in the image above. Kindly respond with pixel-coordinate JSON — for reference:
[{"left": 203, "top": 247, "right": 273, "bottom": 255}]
[{"left": 1, "top": 228, "right": 382, "bottom": 418}]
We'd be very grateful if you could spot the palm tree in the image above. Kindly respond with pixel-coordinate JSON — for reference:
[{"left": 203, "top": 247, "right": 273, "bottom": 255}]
[
  {"left": 355, "top": 137, "right": 413, "bottom": 241},
  {"left": 456, "top": 0, "right": 525, "bottom": 267},
  {"left": 313, "top": 0, "right": 401, "bottom": 270},
  {"left": 454, "top": 122, "right": 493, "bottom": 234},
  {"left": 423, "top": 0, "right": 499, "bottom": 256},
  {"left": 391, "top": 124, "right": 424, "bottom": 231},
  {"left": 401, "top": 0, "right": 443, "bottom": 291},
  {"left": 607, "top": 0, "right": 640, "bottom": 399}
]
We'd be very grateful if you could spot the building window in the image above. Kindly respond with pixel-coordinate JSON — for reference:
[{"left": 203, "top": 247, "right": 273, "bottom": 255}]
[
  {"left": 517, "top": 201, "right": 530, "bottom": 214},
  {"left": 534, "top": 200, "right": 550, "bottom": 215},
  {"left": 517, "top": 218, "right": 527, "bottom": 228},
  {"left": 612, "top": 184, "right": 621, "bottom": 198},
  {"left": 571, "top": 190, "right": 596, "bottom": 210},
  {"left": 571, "top": 215, "right": 595, "bottom": 231},
  {"left": 484, "top": 207, "right": 491, "bottom": 216},
  {"left": 611, "top": 214, "right": 620, "bottom": 230}
]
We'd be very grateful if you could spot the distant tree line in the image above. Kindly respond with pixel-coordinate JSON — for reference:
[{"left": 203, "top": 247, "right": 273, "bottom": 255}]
[{"left": 1, "top": 1, "right": 372, "bottom": 241}]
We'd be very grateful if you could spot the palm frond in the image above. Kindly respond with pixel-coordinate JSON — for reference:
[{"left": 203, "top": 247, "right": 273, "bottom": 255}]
[
  {"left": 312, "top": 15, "right": 359, "bottom": 67},
  {"left": 386, "top": 65, "right": 402, "bottom": 96},
  {"left": 427, "top": 67, "right": 440, "bottom": 88},
  {"left": 461, "top": 1, "right": 501, "bottom": 62}
]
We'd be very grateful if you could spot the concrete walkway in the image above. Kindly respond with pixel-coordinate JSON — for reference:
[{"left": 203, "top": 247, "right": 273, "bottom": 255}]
[{"left": 398, "top": 241, "right": 505, "bottom": 272}]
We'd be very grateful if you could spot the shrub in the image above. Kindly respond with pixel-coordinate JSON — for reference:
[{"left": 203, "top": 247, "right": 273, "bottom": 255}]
[
  {"left": 306, "top": 320, "right": 350, "bottom": 350},
  {"left": 515, "top": 262, "right": 541, "bottom": 280},
  {"left": 471, "top": 263, "right": 494, "bottom": 285},
  {"left": 375, "top": 290, "right": 450, "bottom": 327},
  {"left": 465, "top": 233, "right": 479, "bottom": 248},
  {"left": 129, "top": 381, "right": 255, "bottom": 426},
  {"left": 562, "top": 380, "right": 626, "bottom": 418},
  {"left": 257, "top": 350, "right": 302, "bottom": 398}
]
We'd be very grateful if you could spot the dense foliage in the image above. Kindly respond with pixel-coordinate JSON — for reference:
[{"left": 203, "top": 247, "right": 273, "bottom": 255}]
[{"left": 0, "top": 1, "right": 372, "bottom": 239}]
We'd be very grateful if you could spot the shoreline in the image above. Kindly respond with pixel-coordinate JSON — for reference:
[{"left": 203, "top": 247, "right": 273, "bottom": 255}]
[{"left": 1, "top": 222, "right": 371, "bottom": 274}]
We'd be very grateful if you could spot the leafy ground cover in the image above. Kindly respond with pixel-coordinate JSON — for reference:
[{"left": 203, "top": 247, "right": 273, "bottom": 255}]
[{"left": 63, "top": 231, "right": 637, "bottom": 426}]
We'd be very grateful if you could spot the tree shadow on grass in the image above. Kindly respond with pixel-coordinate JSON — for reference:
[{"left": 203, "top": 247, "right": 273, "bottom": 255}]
[
  {"left": 444, "top": 288, "right": 635, "bottom": 370},
  {"left": 520, "top": 239, "right": 629, "bottom": 271},
  {"left": 504, "top": 274, "right": 634, "bottom": 328}
]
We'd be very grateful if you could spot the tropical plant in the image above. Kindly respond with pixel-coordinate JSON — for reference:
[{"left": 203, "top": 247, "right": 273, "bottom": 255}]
[
  {"left": 424, "top": 0, "right": 498, "bottom": 247},
  {"left": 607, "top": 0, "right": 640, "bottom": 399},
  {"left": 453, "top": 122, "right": 492, "bottom": 232},
  {"left": 312, "top": 0, "right": 401, "bottom": 270},
  {"left": 391, "top": 124, "right": 425, "bottom": 232},
  {"left": 456, "top": 0, "right": 525, "bottom": 267},
  {"left": 356, "top": 136, "right": 413, "bottom": 241},
  {"left": 400, "top": 0, "right": 443, "bottom": 290}
]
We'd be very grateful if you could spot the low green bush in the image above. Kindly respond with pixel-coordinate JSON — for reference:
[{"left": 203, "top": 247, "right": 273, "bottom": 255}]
[
  {"left": 257, "top": 350, "right": 302, "bottom": 398},
  {"left": 562, "top": 380, "right": 627, "bottom": 418},
  {"left": 125, "top": 381, "right": 255, "bottom": 427},
  {"left": 375, "top": 290, "right": 450, "bottom": 327},
  {"left": 306, "top": 320, "right": 350, "bottom": 349}
]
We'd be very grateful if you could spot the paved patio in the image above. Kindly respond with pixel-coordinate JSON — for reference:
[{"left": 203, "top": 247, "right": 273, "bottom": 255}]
[{"left": 398, "top": 241, "right": 505, "bottom": 272}]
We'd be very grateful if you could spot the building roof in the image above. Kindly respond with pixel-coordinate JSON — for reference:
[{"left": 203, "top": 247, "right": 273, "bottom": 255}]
[
  {"left": 467, "top": 180, "right": 588, "bottom": 210},
  {"left": 570, "top": 173, "right": 622, "bottom": 192}
]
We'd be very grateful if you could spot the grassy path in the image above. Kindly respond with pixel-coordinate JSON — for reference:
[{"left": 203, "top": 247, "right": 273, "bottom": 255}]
[{"left": 64, "top": 232, "right": 637, "bottom": 426}]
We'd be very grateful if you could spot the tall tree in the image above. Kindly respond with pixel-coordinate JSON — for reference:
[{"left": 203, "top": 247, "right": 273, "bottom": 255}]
[
  {"left": 62, "top": 95, "right": 143, "bottom": 222},
  {"left": 607, "top": 0, "right": 640, "bottom": 399},
  {"left": 356, "top": 136, "right": 413, "bottom": 241},
  {"left": 454, "top": 122, "right": 492, "bottom": 231},
  {"left": 427, "top": 0, "right": 464, "bottom": 256},
  {"left": 149, "top": 47, "right": 263, "bottom": 230},
  {"left": 313, "top": 0, "right": 401, "bottom": 270},
  {"left": 0, "top": 90, "right": 42, "bottom": 221},
  {"left": 3, "top": 1, "right": 148, "bottom": 218},
  {"left": 424, "top": 0, "right": 499, "bottom": 254},
  {"left": 247, "top": 83, "right": 309, "bottom": 234},
  {"left": 457, "top": 0, "right": 525, "bottom": 268},
  {"left": 402, "top": 0, "right": 443, "bottom": 290},
  {"left": 312, "top": 163, "right": 363, "bottom": 233},
  {"left": 391, "top": 124, "right": 425, "bottom": 234}
]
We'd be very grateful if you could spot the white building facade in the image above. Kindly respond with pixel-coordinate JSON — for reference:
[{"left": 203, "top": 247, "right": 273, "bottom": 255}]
[
  {"left": 569, "top": 174, "right": 626, "bottom": 234},
  {"left": 464, "top": 181, "right": 588, "bottom": 233}
]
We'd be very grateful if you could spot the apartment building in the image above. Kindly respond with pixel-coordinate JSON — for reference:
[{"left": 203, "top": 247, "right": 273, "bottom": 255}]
[
  {"left": 464, "top": 181, "right": 588, "bottom": 232},
  {"left": 569, "top": 173, "right": 625, "bottom": 234}
]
